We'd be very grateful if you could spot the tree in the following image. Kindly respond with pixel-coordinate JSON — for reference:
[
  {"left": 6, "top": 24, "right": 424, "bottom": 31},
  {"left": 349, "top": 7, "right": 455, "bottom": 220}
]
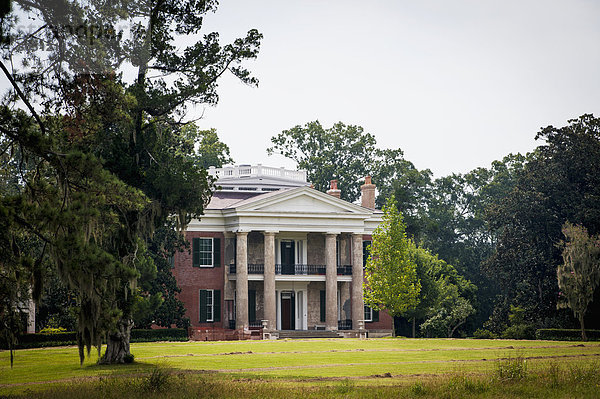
[
  {"left": 485, "top": 115, "right": 600, "bottom": 331},
  {"left": 401, "top": 243, "right": 441, "bottom": 337},
  {"left": 268, "top": 121, "right": 415, "bottom": 203},
  {"left": 364, "top": 196, "right": 420, "bottom": 316},
  {"left": 401, "top": 242, "right": 477, "bottom": 338},
  {"left": 133, "top": 224, "right": 190, "bottom": 329},
  {"left": 557, "top": 222, "right": 600, "bottom": 341},
  {"left": 1, "top": 0, "right": 261, "bottom": 364},
  {"left": 420, "top": 291, "right": 475, "bottom": 338}
]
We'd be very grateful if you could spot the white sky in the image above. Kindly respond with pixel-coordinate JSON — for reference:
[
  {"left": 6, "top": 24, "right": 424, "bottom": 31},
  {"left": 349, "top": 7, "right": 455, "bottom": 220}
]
[{"left": 190, "top": 0, "right": 600, "bottom": 177}]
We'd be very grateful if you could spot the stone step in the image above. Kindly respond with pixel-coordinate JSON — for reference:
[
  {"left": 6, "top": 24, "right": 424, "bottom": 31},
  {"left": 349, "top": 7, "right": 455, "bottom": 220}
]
[{"left": 277, "top": 330, "right": 342, "bottom": 339}]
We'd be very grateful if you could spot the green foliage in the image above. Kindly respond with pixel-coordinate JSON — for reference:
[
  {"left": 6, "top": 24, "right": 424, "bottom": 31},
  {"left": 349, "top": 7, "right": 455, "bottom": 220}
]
[
  {"left": 557, "top": 222, "right": 600, "bottom": 340},
  {"left": 143, "top": 365, "right": 172, "bottom": 393},
  {"left": 401, "top": 242, "right": 476, "bottom": 338},
  {"left": 0, "top": 332, "right": 77, "bottom": 349},
  {"left": 0, "top": 328, "right": 188, "bottom": 350},
  {"left": 535, "top": 328, "right": 600, "bottom": 341},
  {"left": 39, "top": 327, "right": 67, "bottom": 334},
  {"left": 37, "top": 269, "right": 78, "bottom": 332},
  {"left": 495, "top": 354, "right": 528, "bottom": 381},
  {"left": 268, "top": 121, "right": 417, "bottom": 203},
  {"left": 486, "top": 114, "right": 600, "bottom": 330},
  {"left": 129, "top": 328, "right": 188, "bottom": 342},
  {"left": 364, "top": 196, "right": 420, "bottom": 316},
  {"left": 497, "top": 305, "right": 536, "bottom": 340},
  {"left": 420, "top": 295, "right": 475, "bottom": 338},
  {"left": 133, "top": 225, "right": 190, "bottom": 329},
  {"left": 1, "top": 0, "right": 259, "bottom": 365},
  {"left": 472, "top": 328, "right": 498, "bottom": 339}
]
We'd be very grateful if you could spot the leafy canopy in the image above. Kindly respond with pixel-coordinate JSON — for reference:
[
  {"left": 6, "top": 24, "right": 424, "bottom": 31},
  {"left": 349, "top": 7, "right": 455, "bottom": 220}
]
[{"left": 364, "top": 196, "right": 420, "bottom": 317}]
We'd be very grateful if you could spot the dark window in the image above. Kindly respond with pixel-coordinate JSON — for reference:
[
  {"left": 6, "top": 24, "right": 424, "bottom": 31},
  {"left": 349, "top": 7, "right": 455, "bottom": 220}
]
[
  {"left": 199, "top": 289, "right": 221, "bottom": 323},
  {"left": 363, "top": 240, "right": 371, "bottom": 267},
  {"left": 320, "top": 290, "right": 326, "bottom": 323},
  {"left": 364, "top": 305, "right": 379, "bottom": 322},
  {"left": 249, "top": 290, "right": 256, "bottom": 322}
]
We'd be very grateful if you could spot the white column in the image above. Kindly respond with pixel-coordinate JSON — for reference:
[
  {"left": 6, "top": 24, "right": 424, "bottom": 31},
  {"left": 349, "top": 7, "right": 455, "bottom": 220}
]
[
  {"left": 263, "top": 232, "right": 276, "bottom": 330},
  {"left": 236, "top": 231, "right": 249, "bottom": 330},
  {"left": 326, "top": 233, "right": 338, "bottom": 330},
  {"left": 352, "top": 233, "right": 364, "bottom": 329}
]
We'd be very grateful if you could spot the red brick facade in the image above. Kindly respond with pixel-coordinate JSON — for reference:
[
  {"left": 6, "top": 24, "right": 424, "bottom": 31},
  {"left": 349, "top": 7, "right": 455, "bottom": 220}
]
[{"left": 173, "top": 231, "right": 225, "bottom": 328}]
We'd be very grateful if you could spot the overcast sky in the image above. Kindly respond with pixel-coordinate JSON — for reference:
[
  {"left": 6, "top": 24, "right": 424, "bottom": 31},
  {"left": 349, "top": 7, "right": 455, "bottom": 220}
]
[{"left": 191, "top": 1, "right": 600, "bottom": 177}]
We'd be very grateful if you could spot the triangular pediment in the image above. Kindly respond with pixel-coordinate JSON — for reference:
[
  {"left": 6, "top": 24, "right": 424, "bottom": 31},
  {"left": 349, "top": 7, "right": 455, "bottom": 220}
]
[{"left": 231, "top": 186, "right": 370, "bottom": 215}]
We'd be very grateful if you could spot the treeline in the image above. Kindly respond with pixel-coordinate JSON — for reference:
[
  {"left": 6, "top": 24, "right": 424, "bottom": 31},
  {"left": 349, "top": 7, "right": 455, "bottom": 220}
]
[{"left": 269, "top": 116, "right": 600, "bottom": 337}]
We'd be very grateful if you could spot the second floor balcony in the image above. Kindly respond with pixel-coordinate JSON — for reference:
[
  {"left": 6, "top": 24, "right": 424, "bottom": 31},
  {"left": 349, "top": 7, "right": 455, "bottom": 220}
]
[{"left": 229, "top": 264, "right": 353, "bottom": 276}]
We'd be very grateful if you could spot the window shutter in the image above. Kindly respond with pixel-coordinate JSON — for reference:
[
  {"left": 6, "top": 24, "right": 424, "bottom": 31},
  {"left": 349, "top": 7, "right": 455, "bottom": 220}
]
[
  {"left": 320, "top": 290, "right": 326, "bottom": 323},
  {"left": 193, "top": 238, "right": 200, "bottom": 267},
  {"left": 199, "top": 289, "right": 207, "bottom": 322},
  {"left": 213, "top": 237, "right": 221, "bottom": 267},
  {"left": 373, "top": 309, "right": 379, "bottom": 322},
  {"left": 213, "top": 290, "right": 221, "bottom": 322},
  {"left": 249, "top": 290, "right": 256, "bottom": 322}
]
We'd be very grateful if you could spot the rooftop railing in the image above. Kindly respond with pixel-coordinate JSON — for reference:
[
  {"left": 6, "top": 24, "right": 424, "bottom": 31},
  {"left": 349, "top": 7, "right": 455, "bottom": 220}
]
[{"left": 208, "top": 164, "right": 307, "bottom": 182}]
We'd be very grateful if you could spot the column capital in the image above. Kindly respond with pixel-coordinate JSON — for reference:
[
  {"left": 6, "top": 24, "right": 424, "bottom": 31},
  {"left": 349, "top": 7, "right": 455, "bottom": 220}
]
[
  {"left": 263, "top": 231, "right": 278, "bottom": 236},
  {"left": 326, "top": 231, "right": 340, "bottom": 237},
  {"left": 235, "top": 230, "right": 249, "bottom": 237}
]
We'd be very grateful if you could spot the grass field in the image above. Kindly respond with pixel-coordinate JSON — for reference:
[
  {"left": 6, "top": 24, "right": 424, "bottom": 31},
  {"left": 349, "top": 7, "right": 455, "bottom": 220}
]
[{"left": 2, "top": 338, "right": 600, "bottom": 398}]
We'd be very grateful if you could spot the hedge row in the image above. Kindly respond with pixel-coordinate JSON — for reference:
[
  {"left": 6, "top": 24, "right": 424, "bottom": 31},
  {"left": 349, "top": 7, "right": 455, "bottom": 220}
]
[
  {"left": 130, "top": 328, "right": 188, "bottom": 342},
  {"left": 535, "top": 329, "right": 600, "bottom": 341},
  {"left": 1, "top": 328, "right": 188, "bottom": 349}
]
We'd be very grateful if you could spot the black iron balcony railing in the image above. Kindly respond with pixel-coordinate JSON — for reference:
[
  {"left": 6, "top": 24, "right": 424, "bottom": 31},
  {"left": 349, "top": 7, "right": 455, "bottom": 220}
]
[
  {"left": 229, "top": 264, "right": 265, "bottom": 274},
  {"left": 337, "top": 265, "right": 353, "bottom": 275},
  {"left": 275, "top": 264, "right": 326, "bottom": 275},
  {"left": 338, "top": 319, "right": 352, "bottom": 330},
  {"left": 248, "top": 263, "right": 264, "bottom": 274},
  {"left": 229, "top": 263, "right": 353, "bottom": 276}
]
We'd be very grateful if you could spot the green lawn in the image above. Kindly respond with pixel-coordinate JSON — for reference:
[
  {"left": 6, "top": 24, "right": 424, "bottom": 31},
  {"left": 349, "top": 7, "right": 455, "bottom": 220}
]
[{"left": 2, "top": 338, "right": 600, "bottom": 398}]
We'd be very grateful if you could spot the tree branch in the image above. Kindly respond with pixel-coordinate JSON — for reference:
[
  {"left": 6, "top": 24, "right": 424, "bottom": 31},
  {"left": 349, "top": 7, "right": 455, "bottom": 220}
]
[{"left": 0, "top": 60, "right": 46, "bottom": 136}]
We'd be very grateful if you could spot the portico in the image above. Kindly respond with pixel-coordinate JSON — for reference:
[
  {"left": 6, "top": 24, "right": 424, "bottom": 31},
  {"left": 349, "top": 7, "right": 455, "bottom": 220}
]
[{"left": 228, "top": 229, "right": 364, "bottom": 331}]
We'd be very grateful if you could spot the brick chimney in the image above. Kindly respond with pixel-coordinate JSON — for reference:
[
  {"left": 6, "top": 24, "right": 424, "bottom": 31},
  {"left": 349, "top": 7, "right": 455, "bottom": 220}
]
[
  {"left": 361, "top": 176, "right": 376, "bottom": 208},
  {"left": 326, "top": 179, "right": 341, "bottom": 199}
]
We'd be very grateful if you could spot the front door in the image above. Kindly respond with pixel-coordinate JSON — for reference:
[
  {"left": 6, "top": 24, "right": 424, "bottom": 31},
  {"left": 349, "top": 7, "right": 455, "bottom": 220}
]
[
  {"left": 280, "top": 241, "right": 295, "bottom": 275},
  {"left": 280, "top": 291, "right": 295, "bottom": 330}
]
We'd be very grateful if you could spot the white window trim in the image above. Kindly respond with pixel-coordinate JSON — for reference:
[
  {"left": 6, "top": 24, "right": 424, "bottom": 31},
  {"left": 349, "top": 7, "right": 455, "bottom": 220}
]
[
  {"left": 198, "top": 237, "right": 214, "bottom": 267},
  {"left": 364, "top": 305, "right": 373, "bottom": 322},
  {"left": 204, "top": 289, "right": 214, "bottom": 322}
]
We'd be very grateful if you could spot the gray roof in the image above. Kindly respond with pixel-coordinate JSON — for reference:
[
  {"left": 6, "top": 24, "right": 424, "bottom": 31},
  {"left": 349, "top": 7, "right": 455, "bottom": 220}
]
[{"left": 205, "top": 191, "right": 264, "bottom": 210}]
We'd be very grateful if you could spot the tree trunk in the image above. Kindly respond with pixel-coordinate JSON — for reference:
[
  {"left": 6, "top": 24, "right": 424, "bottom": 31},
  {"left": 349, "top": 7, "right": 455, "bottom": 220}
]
[
  {"left": 100, "top": 318, "right": 133, "bottom": 364},
  {"left": 449, "top": 320, "right": 465, "bottom": 338},
  {"left": 412, "top": 318, "right": 416, "bottom": 338},
  {"left": 579, "top": 315, "right": 587, "bottom": 342}
]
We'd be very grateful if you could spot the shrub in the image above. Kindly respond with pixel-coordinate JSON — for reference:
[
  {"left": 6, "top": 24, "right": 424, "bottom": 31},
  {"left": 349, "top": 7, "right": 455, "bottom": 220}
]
[
  {"left": 0, "top": 328, "right": 188, "bottom": 349},
  {"left": 0, "top": 332, "right": 78, "bottom": 349},
  {"left": 535, "top": 328, "right": 600, "bottom": 341},
  {"left": 130, "top": 328, "right": 188, "bottom": 342},
  {"left": 472, "top": 328, "right": 497, "bottom": 339},
  {"left": 39, "top": 327, "right": 67, "bottom": 334},
  {"left": 501, "top": 324, "right": 536, "bottom": 340},
  {"left": 124, "top": 353, "right": 135, "bottom": 363}
]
